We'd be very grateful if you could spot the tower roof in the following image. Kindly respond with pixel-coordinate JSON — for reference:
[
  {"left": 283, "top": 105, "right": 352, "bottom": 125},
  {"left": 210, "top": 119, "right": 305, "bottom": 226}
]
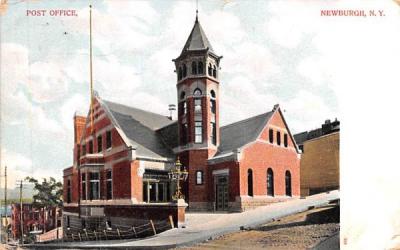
[{"left": 181, "top": 18, "right": 215, "bottom": 55}]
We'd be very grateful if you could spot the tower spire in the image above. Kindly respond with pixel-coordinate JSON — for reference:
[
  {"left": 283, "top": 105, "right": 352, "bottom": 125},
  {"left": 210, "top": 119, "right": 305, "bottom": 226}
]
[
  {"left": 196, "top": 0, "right": 198, "bottom": 21},
  {"left": 89, "top": 5, "right": 94, "bottom": 133}
]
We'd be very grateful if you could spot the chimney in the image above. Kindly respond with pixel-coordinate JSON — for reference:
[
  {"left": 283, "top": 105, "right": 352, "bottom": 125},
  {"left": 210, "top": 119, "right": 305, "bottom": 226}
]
[
  {"left": 168, "top": 104, "right": 176, "bottom": 120},
  {"left": 74, "top": 113, "right": 86, "bottom": 144}
]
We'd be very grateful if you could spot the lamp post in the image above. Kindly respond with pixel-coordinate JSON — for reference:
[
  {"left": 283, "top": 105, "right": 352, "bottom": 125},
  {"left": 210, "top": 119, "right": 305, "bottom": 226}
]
[{"left": 168, "top": 157, "right": 188, "bottom": 201}]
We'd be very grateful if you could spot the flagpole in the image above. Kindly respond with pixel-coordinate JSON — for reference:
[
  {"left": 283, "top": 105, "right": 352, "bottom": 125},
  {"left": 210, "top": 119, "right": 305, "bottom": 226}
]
[{"left": 89, "top": 5, "right": 94, "bottom": 134}]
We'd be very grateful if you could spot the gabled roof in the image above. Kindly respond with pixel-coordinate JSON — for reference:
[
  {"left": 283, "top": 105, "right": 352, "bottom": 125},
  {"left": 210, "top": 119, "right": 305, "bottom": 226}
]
[
  {"left": 100, "top": 99, "right": 176, "bottom": 160},
  {"left": 215, "top": 111, "right": 274, "bottom": 157},
  {"left": 181, "top": 19, "right": 215, "bottom": 55}
]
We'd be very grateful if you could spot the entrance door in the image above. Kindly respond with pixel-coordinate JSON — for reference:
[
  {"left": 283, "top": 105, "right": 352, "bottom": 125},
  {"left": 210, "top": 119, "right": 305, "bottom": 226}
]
[{"left": 215, "top": 176, "right": 229, "bottom": 211}]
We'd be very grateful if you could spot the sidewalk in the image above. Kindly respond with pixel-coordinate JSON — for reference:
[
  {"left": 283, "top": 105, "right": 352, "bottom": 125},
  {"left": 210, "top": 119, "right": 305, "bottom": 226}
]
[{"left": 23, "top": 190, "right": 339, "bottom": 249}]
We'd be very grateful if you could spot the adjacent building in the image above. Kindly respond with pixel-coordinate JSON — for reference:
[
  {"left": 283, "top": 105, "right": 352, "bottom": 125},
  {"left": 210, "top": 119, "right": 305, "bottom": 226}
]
[
  {"left": 11, "top": 203, "right": 60, "bottom": 240},
  {"left": 294, "top": 119, "right": 340, "bottom": 197},
  {"left": 63, "top": 14, "right": 301, "bottom": 231}
]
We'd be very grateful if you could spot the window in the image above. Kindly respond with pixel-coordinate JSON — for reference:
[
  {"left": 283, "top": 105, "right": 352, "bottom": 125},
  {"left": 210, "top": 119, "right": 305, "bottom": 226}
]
[
  {"left": 196, "top": 171, "right": 203, "bottom": 185},
  {"left": 210, "top": 99, "right": 216, "bottom": 114},
  {"left": 285, "top": 171, "right": 292, "bottom": 196},
  {"left": 106, "top": 170, "right": 112, "bottom": 200},
  {"left": 211, "top": 122, "right": 216, "bottom": 145},
  {"left": 208, "top": 63, "right": 212, "bottom": 76},
  {"left": 193, "top": 88, "right": 202, "bottom": 96},
  {"left": 89, "top": 140, "right": 93, "bottom": 154},
  {"left": 67, "top": 179, "right": 72, "bottom": 203},
  {"left": 180, "top": 91, "right": 186, "bottom": 100},
  {"left": 269, "top": 129, "right": 273, "bottom": 143},
  {"left": 181, "top": 123, "right": 188, "bottom": 144},
  {"left": 277, "top": 131, "right": 281, "bottom": 145},
  {"left": 198, "top": 61, "right": 203, "bottom": 74},
  {"left": 82, "top": 144, "right": 86, "bottom": 156},
  {"left": 89, "top": 172, "right": 100, "bottom": 200},
  {"left": 192, "top": 61, "right": 197, "bottom": 75},
  {"left": 182, "top": 64, "right": 187, "bottom": 77},
  {"left": 210, "top": 90, "right": 216, "bottom": 98},
  {"left": 267, "top": 168, "right": 274, "bottom": 196},
  {"left": 106, "top": 131, "right": 112, "bottom": 149},
  {"left": 247, "top": 169, "right": 253, "bottom": 197},
  {"left": 213, "top": 65, "right": 217, "bottom": 78},
  {"left": 194, "top": 98, "right": 202, "bottom": 112},
  {"left": 66, "top": 216, "right": 70, "bottom": 228},
  {"left": 97, "top": 135, "right": 102, "bottom": 153},
  {"left": 284, "top": 134, "right": 288, "bottom": 147},
  {"left": 195, "top": 121, "right": 203, "bottom": 143},
  {"left": 178, "top": 67, "right": 182, "bottom": 80},
  {"left": 81, "top": 173, "right": 86, "bottom": 200}
]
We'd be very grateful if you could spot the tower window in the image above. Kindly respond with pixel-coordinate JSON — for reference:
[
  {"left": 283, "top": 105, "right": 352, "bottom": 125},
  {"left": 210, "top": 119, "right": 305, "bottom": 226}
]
[
  {"left": 195, "top": 121, "right": 203, "bottom": 143},
  {"left": 277, "top": 131, "right": 281, "bottom": 145},
  {"left": 196, "top": 171, "right": 204, "bottom": 185},
  {"left": 183, "top": 101, "right": 187, "bottom": 115},
  {"left": 180, "top": 91, "right": 186, "bottom": 100},
  {"left": 106, "top": 131, "right": 112, "bottom": 149},
  {"left": 182, "top": 64, "right": 187, "bottom": 77},
  {"left": 198, "top": 61, "right": 203, "bottom": 74},
  {"left": 181, "top": 122, "right": 188, "bottom": 144},
  {"left": 211, "top": 122, "right": 216, "bottom": 145},
  {"left": 210, "top": 90, "right": 216, "bottom": 98},
  {"left": 284, "top": 134, "right": 288, "bottom": 147},
  {"left": 210, "top": 99, "right": 216, "bottom": 114},
  {"left": 269, "top": 129, "right": 273, "bottom": 143},
  {"left": 97, "top": 135, "right": 102, "bottom": 153},
  {"left": 194, "top": 98, "right": 202, "bottom": 113},
  {"left": 208, "top": 63, "right": 212, "bottom": 76},
  {"left": 193, "top": 88, "right": 202, "bottom": 96},
  {"left": 178, "top": 67, "right": 182, "bottom": 80},
  {"left": 192, "top": 61, "right": 197, "bottom": 75},
  {"left": 179, "top": 101, "right": 187, "bottom": 116},
  {"left": 213, "top": 65, "right": 217, "bottom": 78}
]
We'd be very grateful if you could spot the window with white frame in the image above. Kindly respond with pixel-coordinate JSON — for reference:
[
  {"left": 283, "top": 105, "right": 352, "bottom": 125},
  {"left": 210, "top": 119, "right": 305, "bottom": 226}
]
[
  {"left": 196, "top": 171, "right": 203, "bottom": 185},
  {"left": 195, "top": 121, "right": 202, "bottom": 143},
  {"left": 89, "top": 172, "right": 100, "bottom": 200}
]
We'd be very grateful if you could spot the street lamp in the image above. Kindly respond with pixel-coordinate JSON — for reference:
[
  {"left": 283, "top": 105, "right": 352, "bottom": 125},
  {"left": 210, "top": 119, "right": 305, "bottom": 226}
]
[{"left": 168, "top": 157, "right": 188, "bottom": 201}]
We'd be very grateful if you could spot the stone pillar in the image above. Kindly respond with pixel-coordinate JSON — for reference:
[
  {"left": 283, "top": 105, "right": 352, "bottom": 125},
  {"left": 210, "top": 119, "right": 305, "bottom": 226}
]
[{"left": 176, "top": 199, "right": 188, "bottom": 228}]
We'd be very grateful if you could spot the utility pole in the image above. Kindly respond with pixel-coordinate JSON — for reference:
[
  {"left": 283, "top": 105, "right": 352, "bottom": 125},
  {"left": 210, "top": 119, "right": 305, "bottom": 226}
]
[
  {"left": 4, "top": 166, "right": 7, "bottom": 243},
  {"left": 16, "top": 180, "right": 24, "bottom": 246}
]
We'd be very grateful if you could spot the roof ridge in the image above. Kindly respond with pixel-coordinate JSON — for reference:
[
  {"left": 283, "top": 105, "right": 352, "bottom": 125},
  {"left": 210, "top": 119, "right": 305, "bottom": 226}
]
[
  {"left": 221, "top": 111, "right": 272, "bottom": 130},
  {"left": 103, "top": 99, "right": 169, "bottom": 119}
]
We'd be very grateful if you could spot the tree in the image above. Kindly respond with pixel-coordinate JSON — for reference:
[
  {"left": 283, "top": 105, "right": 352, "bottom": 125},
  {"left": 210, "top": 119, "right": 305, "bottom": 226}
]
[{"left": 24, "top": 177, "right": 63, "bottom": 209}]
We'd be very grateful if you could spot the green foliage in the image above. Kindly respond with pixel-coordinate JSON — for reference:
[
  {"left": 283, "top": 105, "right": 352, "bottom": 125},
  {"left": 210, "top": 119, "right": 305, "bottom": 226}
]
[
  {"left": 0, "top": 198, "right": 32, "bottom": 205},
  {"left": 24, "top": 177, "right": 63, "bottom": 208}
]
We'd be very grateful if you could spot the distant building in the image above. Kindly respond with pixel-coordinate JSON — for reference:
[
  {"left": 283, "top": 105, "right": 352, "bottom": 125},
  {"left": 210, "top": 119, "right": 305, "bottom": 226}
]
[
  {"left": 11, "top": 203, "right": 60, "bottom": 240},
  {"left": 294, "top": 119, "right": 340, "bottom": 197}
]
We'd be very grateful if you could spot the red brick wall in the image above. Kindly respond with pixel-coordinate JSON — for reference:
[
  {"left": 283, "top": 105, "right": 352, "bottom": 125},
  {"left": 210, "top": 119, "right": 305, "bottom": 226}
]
[
  {"left": 239, "top": 110, "right": 300, "bottom": 197},
  {"left": 112, "top": 160, "right": 132, "bottom": 199},
  {"left": 207, "top": 161, "right": 240, "bottom": 202},
  {"left": 63, "top": 167, "right": 79, "bottom": 204},
  {"left": 130, "top": 160, "right": 143, "bottom": 202}
]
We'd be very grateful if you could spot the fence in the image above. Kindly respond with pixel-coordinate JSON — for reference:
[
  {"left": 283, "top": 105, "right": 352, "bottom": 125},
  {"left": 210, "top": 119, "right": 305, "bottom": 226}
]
[{"left": 43, "top": 216, "right": 174, "bottom": 244}]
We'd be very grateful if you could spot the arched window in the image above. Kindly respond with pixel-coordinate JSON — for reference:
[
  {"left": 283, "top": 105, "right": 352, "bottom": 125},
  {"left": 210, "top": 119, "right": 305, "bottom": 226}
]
[
  {"left": 193, "top": 88, "right": 202, "bottom": 96},
  {"left": 247, "top": 169, "right": 253, "bottom": 197},
  {"left": 277, "top": 131, "right": 281, "bottom": 145},
  {"left": 210, "top": 90, "right": 216, "bottom": 98},
  {"left": 182, "top": 64, "right": 187, "bottom": 77},
  {"left": 180, "top": 91, "right": 186, "bottom": 100},
  {"left": 198, "top": 61, "right": 203, "bottom": 74},
  {"left": 269, "top": 129, "right": 273, "bottom": 143},
  {"left": 284, "top": 134, "right": 288, "bottom": 147},
  {"left": 178, "top": 67, "right": 182, "bottom": 80},
  {"left": 196, "top": 171, "right": 203, "bottom": 185},
  {"left": 208, "top": 63, "right": 212, "bottom": 76},
  {"left": 213, "top": 65, "right": 217, "bottom": 78},
  {"left": 192, "top": 61, "right": 197, "bottom": 75},
  {"left": 285, "top": 171, "right": 292, "bottom": 196},
  {"left": 267, "top": 168, "right": 274, "bottom": 196}
]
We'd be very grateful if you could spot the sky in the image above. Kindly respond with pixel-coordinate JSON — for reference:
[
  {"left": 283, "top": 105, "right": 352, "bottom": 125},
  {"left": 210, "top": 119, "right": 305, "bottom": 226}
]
[{"left": 1, "top": 0, "right": 400, "bottom": 248}]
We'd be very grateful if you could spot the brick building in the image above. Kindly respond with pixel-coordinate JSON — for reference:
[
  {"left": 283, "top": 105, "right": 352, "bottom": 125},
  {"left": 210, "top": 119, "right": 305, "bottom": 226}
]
[
  {"left": 11, "top": 203, "right": 59, "bottom": 240},
  {"left": 294, "top": 119, "right": 340, "bottom": 196},
  {"left": 63, "top": 15, "right": 301, "bottom": 230}
]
